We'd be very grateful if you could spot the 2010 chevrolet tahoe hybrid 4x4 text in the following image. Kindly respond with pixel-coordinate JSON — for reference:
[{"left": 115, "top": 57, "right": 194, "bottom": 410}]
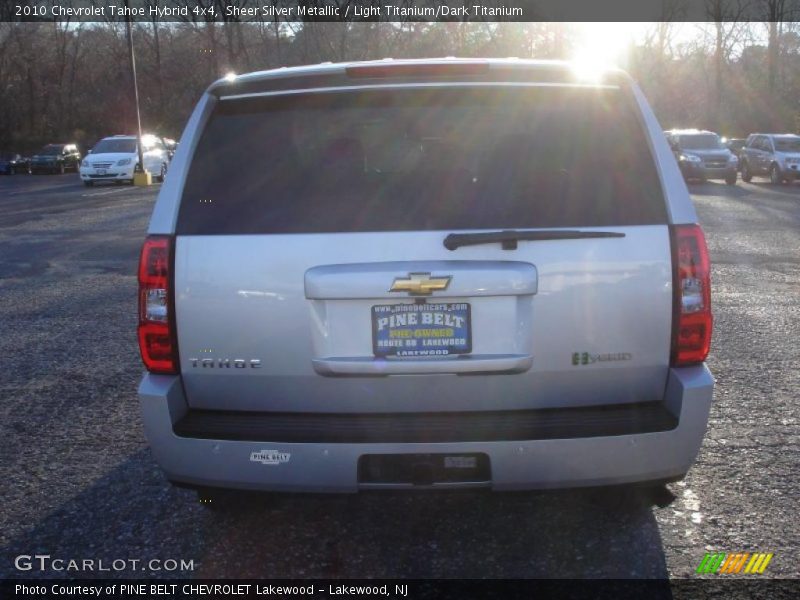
[{"left": 137, "top": 59, "right": 714, "bottom": 498}]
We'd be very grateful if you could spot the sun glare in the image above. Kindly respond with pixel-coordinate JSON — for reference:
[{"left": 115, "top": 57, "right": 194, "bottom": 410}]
[{"left": 571, "top": 23, "right": 641, "bottom": 80}]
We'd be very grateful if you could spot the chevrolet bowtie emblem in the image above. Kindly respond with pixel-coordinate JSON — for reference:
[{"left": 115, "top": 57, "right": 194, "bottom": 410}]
[{"left": 389, "top": 273, "right": 452, "bottom": 296}]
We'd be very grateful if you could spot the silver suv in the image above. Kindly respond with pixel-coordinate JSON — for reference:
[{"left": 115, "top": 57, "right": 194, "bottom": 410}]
[
  {"left": 740, "top": 133, "right": 800, "bottom": 184},
  {"left": 137, "top": 60, "right": 714, "bottom": 501}
]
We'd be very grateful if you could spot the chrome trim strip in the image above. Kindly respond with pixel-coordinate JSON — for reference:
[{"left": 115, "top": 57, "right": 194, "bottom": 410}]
[{"left": 312, "top": 354, "right": 534, "bottom": 376}]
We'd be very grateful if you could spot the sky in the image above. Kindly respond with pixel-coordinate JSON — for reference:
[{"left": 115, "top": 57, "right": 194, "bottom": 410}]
[{"left": 573, "top": 22, "right": 771, "bottom": 68}]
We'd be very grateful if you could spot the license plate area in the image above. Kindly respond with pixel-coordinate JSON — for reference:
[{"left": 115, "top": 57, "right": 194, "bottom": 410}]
[
  {"left": 371, "top": 302, "right": 471, "bottom": 357},
  {"left": 358, "top": 453, "right": 490, "bottom": 486}
]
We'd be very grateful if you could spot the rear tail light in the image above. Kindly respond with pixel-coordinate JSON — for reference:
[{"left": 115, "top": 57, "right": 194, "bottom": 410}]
[
  {"left": 138, "top": 235, "right": 178, "bottom": 374},
  {"left": 670, "top": 224, "right": 713, "bottom": 366}
]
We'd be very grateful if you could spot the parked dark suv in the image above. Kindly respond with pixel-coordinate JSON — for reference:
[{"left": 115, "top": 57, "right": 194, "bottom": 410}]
[
  {"left": 0, "top": 152, "right": 31, "bottom": 175},
  {"left": 664, "top": 129, "right": 737, "bottom": 185},
  {"left": 724, "top": 138, "right": 746, "bottom": 161},
  {"left": 30, "top": 143, "right": 81, "bottom": 174}
]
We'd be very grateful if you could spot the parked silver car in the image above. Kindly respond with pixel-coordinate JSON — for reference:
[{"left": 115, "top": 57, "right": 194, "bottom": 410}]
[
  {"left": 137, "top": 59, "right": 714, "bottom": 502},
  {"left": 740, "top": 133, "right": 800, "bottom": 184}
]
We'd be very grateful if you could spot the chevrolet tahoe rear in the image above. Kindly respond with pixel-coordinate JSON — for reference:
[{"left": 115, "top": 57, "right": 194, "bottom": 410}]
[{"left": 137, "top": 59, "right": 714, "bottom": 498}]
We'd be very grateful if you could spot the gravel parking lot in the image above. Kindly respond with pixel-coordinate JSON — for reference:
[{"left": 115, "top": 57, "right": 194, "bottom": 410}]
[{"left": 0, "top": 173, "right": 797, "bottom": 580}]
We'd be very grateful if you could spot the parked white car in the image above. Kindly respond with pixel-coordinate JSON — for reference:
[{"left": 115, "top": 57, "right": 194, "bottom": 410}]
[{"left": 80, "top": 134, "right": 170, "bottom": 186}]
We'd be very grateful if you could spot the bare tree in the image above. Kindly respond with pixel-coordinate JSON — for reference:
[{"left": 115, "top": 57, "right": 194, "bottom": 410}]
[
  {"left": 757, "top": 0, "right": 800, "bottom": 91},
  {"left": 704, "top": 0, "right": 751, "bottom": 130}
]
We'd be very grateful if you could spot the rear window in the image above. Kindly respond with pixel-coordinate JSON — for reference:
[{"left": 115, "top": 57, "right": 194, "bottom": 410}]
[{"left": 178, "top": 86, "right": 666, "bottom": 235}]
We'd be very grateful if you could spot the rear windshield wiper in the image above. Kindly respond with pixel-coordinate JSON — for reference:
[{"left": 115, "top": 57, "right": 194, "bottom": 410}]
[{"left": 443, "top": 229, "right": 626, "bottom": 250}]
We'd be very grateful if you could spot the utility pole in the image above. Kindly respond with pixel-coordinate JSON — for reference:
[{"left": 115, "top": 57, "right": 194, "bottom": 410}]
[{"left": 125, "top": 1, "right": 149, "bottom": 184}]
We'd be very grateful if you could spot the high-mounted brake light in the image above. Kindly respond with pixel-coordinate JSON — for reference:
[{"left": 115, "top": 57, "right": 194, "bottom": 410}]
[
  {"left": 346, "top": 62, "right": 490, "bottom": 79},
  {"left": 670, "top": 224, "right": 713, "bottom": 366},
  {"left": 138, "top": 235, "right": 178, "bottom": 374}
]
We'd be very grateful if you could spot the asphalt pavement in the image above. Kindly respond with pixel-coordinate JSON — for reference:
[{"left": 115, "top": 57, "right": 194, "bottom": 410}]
[{"left": 0, "top": 173, "right": 797, "bottom": 580}]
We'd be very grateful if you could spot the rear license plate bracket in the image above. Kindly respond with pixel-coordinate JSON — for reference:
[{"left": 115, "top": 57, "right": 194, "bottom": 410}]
[{"left": 358, "top": 453, "right": 490, "bottom": 485}]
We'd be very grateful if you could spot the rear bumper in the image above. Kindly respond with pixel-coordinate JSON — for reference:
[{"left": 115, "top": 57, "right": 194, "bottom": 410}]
[{"left": 139, "top": 365, "right": 714, "bottom": 492}]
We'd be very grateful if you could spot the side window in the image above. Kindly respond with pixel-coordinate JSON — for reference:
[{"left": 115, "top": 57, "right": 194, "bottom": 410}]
[
  {"left": 753, "top": 137, "right": 765, "bottom": 151},
  {"left": 764, "top": 137, "right": 774, "bottom": 153}
]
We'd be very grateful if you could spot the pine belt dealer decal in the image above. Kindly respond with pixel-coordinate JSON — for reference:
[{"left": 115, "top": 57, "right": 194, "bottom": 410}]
[
  {"left": 250, "top": 450, "right": 291, "bottom": 466},
  {"left": 572, "top": 352, "right": 632, "bottom": 365}
]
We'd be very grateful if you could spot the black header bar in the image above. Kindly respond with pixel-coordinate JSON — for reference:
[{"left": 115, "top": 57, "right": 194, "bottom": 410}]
[
  {"left": 3, "top": 578, "right": 799, "bottom": 600},
  {"left": 2, "top": 0, "right": 795, "bottom": 23}
]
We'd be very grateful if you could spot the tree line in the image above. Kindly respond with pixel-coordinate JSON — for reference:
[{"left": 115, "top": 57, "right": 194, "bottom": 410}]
[{"left": 2, "top": 16, "right": 800, "bottom": 152}]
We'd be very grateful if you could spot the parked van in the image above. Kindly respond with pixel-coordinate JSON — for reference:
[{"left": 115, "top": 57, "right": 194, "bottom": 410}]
[{"left": 80, "top": 134, "right": 170, "bottom": 186}]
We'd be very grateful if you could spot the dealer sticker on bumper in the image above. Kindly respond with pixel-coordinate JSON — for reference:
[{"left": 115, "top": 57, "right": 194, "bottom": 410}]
[{"left": 372, "top": 302, "right": 472, "bottom": 357}]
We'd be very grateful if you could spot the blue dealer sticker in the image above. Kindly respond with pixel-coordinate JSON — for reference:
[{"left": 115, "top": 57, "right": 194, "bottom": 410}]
[{"left": 371, "top": 303, "right": 472, "bottom": 357}]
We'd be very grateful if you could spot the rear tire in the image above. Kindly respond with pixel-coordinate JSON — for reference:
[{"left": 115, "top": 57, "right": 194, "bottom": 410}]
[
  {"left": 725, "top": 173, "right": 736, "bottom": 185},
  {"left": 741, "top": 161, "right": 752, "bottom": 182},
  {"left": 156, "top": 163, "right": 167, "bottom": 183},
  {"left": 83, "top": 180, "right": 93, "bottom": 187},
  {"left": 58, "top": 163, "right": 65, "bottom": 175},
  {"left": 586, "top": 483, "right": 678, "bottom": 510}
]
